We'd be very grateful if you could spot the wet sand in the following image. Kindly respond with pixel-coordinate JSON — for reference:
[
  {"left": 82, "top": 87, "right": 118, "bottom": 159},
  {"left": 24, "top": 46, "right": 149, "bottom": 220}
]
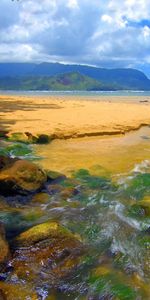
[{"left": 0, "top": 95, "right": 150, "bottom": 138}]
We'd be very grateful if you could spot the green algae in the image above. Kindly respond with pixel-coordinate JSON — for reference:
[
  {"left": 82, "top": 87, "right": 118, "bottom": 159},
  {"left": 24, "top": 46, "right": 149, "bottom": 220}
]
[
  {"left": 0, "top": 142, "right": 36, "bottom": 159},
  {"left": 73, "top": 168, "right": 112, "bottom": 190},
  {"left": 125, "top": 173, "right": 150, "bottom": 200},
  {"left": 88, "top": 272, "right": 137, "bottom": 299}
]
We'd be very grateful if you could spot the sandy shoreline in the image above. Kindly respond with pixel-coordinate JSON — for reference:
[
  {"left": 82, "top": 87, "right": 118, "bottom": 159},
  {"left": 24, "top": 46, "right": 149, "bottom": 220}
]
[{"left": 0, "top": 95, "right": 150, "bottom": 139}]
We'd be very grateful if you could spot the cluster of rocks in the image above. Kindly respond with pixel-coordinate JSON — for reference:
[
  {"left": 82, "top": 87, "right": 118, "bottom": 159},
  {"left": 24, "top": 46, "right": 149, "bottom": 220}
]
[{"left": 0, "top": 155, "right": 85, "bottom": 299}]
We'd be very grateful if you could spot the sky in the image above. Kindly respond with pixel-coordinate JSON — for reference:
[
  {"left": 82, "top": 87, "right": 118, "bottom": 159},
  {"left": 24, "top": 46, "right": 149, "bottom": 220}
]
[{"left": 1, "top": 0, "right": 150, "bottom": 77}]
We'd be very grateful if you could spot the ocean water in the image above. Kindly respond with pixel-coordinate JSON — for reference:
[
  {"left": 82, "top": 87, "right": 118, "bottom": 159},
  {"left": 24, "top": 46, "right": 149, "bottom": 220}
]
[{"left": 1, "top": 90, "right": 150, "bottom": 97}]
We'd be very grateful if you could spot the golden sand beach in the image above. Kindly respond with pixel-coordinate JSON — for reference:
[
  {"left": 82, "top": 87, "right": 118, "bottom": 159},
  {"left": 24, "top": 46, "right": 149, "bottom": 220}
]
[{"left": 0, "top": 95, "right": 150, "bottom": 138}]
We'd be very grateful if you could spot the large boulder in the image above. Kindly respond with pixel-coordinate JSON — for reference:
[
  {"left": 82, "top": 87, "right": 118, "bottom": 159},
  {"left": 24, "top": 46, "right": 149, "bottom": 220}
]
[
  {"left": 0, "top": 157, "right": 47, "bottom": 195},
  {"left": 9, "top": 221, "right": 84, "bottom": 287}
]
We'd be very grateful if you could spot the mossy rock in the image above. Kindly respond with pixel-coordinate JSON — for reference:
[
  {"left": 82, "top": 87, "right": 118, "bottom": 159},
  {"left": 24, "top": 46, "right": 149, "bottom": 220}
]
[
  {"left": 8, "top": 132, "right": 29, "bottom": 143},
  {"left": 32, "top": 192, "right": 51, "bottom": 204},
  {"left": 0, "top": 143, "right": 33, "bottom": 158},
  {"left": 9, "top": 221, "right": 84, "bottom": 286},
  {"left": 0, "top": 158, "right": 47, "bottom": 195},
  {"left": 21, "top": 207, "right": 44, "bottom": 222},
  {"left": 0, "top": 282, "right": 38, "bottom": 300},
  {"left": 15, "top": 221, "right": 77, "bottom": 246},
  {"left": 8, "top": 132, "right": 38, "bottom": 144}
]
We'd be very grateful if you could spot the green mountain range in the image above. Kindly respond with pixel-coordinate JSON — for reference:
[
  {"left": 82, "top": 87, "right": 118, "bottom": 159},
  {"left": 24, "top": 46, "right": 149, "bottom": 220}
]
[
  {"left": 0, "top": 62, "right": 150, "bottom": 90},
  {"left": 0, "top": 72, "right": 119, "bottom": 91}
]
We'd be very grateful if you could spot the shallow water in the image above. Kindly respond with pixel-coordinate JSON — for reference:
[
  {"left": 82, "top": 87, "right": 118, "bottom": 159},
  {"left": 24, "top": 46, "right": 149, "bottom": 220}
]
[
  {"left": 0, "top": 127, "right": 150, "bottom": 299},
  {"left": 35, "top": 126, "right": 150, "bottom": 177},
  {"left": 36, "top": 127, "right": 150, "bottom": 298}
]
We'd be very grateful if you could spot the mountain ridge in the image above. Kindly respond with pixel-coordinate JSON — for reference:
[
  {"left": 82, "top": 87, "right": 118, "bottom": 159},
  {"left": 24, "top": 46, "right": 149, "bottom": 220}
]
[{"left": 0, "top": 62, "right": 150, "bottom": 90}]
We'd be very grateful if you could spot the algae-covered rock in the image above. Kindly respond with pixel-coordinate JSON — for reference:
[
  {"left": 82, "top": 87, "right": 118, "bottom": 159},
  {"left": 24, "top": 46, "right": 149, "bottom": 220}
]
[
  {"left": 32, "top": 192, "right": 51, "bottom": 204},
  {"left": 8, "top": 132, "right": 38, "bottom": 144},
  {"left": 10, "top": 221, "right": 84, "bottom": 285},
  {"left": 0, "top": 282, "right": 38, "bottom": 300},
  {"left": 15, "top": 221, "right": 79, "bottom": 246},
  {"left": 0, "top": 143, "right": 35, "bottom": 159},
  {"left": 7, "top": 132, "right": 30, "bottom": 144},
  {"left": 0, "top": 223, "right": 9, "bottom": 270},
  {"left": 0, "top": 157, "right": 47, "bottom": 195}
]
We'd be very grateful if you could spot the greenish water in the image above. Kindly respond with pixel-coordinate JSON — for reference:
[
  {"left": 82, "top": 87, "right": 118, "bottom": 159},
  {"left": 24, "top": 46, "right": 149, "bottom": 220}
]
[{"left": 0, "top": 127, "right": 150, "bottom": 299}]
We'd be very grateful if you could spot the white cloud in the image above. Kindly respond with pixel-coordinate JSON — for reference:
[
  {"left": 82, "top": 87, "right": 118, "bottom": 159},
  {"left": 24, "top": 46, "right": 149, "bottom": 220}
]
[
  {"left": 67, "top": 0, "right": 79, "bottom": 9},
  {"left": 101, "top": 14, "right": 113, "bottom": 24}
]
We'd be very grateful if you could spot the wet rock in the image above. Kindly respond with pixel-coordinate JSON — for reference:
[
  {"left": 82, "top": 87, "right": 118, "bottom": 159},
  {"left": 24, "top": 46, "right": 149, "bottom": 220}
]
[
  {"left": 0, "top": 156, "right": 16, "bottom": 170},
  {"left": 32, "top": 192, "right": 51, "bottom": 204},
  {"left": 36, "top": 134, "right": 51, "bottom": 144},
  {"left": 0, "top": 224, "right": 9, "bottom": 270},
  {"left": 47, "top": 183, "right": 64, "bottom": 195},
  {"left": 60, "top": 186, "right": 79, "bottom": 199},
  {"left": 46, "top": 182, "right": 79, "bottom": 201},
  {"left": 0, "top": 282, "right": 38, "bottom": 300},
  {"left": 10, "top": 221, "right": 84, "bottom": 286},
  {"left": 7, "top": 132, "right": 30, "bottom": 144},
  {"left": 46, "top": 170, "right": 66, "bottom": 183},
  {"left": 0, "top": 157, "right": 47, "bottom": 195}
]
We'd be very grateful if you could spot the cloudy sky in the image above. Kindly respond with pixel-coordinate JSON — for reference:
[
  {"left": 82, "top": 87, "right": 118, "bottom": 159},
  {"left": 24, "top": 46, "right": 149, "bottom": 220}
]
[{"left": 1, "top": 0, "right": 150, "bottom": 77}]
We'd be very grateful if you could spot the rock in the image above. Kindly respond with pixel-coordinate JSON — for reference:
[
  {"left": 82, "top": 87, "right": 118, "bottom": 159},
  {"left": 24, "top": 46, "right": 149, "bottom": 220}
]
[
  {"left": 32, "top": 192, "right": 51, "bottom": 204},
  {"left": 10, "top": 221, "right": 84, "bottom": 286},
  {"left": 0, "top": 156, "right": 16, "bottom": 170},
  {"left": 60, "top": 186, "right": 79, "bottom": 199},
  {"left": 0, "top": 157, "right": 47, "bottom": 195},
  {"left": 0, "top": 282, "right": 38, "bottom": 300},
  {"left": 46, "top": 183, "right": 79, "bottom": 200},
  {"left": 47, "top": 184, "right": 64, "bottom": 195},
  {"left": 36, "top": 134, "right": 51, "bottom": 144},
  {"left": 15, "top": 221, "right": 80, "bottom": 246},
  {"left": 7, "top": 132, "right": 29, "bottom": 144},
  {"left": 0, "top": 223, "right": 9, "bottom": 270},
  {"left": 46, "top": 170, "right": 66, "bottom": 182}
]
